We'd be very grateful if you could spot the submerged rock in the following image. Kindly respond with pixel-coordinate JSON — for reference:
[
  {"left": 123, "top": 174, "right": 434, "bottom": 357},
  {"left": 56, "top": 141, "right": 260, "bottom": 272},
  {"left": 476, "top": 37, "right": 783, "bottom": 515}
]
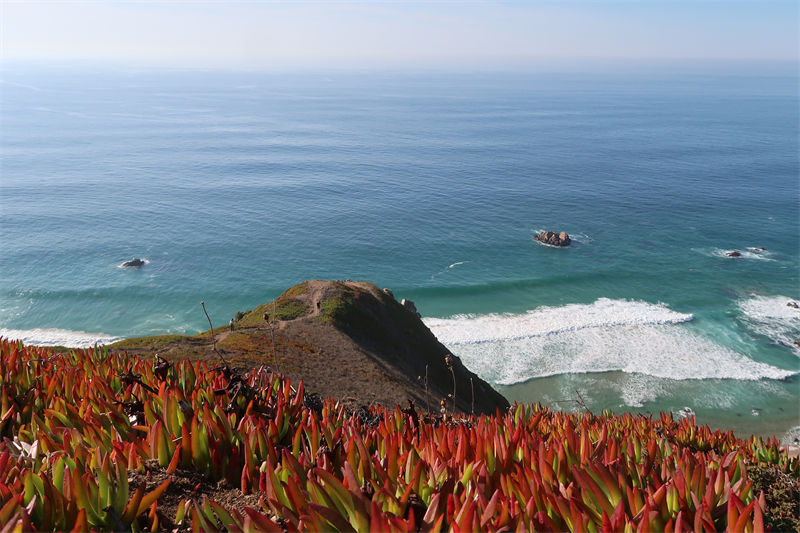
[
  {"left": 535, "top": 231, "right": 571, "bottom": 247},
  {"left": 726, "top": 251, "right": 742, "bottom": 258}
]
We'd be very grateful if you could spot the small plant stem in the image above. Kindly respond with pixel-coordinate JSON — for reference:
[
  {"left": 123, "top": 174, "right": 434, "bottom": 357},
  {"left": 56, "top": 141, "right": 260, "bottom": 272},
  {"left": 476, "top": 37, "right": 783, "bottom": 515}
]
[
  {"left": 269, "top": 299, "right": 281, "bottom": 373},
  {"left": 575, "top": 389, "right": 588, "bottom": 412},
  {"left": 424, "top": 364, "right": 430, "bottom": 414},
  {"left": 201, "top": 301, "right": 229, "bottom": 367},
  {"left": 450, "top": 367, "right": 457, "bottom": 415},
  {"left": 470, "top": 377, "right": 475, "bottom": 416}
]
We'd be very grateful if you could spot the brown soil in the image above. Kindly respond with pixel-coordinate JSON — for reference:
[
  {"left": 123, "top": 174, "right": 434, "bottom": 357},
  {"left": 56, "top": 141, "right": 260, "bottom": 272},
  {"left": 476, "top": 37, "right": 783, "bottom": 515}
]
[
  {"left": 128, "top": 460, "right": 265, "bottom": 531},
  {"left": 111, "top": 280, "right": 509, "bottom": 415},
  {"left": 748, "top": 463, "right": 800, "bottom": 532}
]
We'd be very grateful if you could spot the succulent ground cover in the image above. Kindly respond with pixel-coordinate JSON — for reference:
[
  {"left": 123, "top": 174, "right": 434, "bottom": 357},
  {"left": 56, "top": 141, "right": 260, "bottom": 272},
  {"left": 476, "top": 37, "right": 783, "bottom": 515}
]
[{"left": 0, "top": 338, "right": 797, "bottom": 532}]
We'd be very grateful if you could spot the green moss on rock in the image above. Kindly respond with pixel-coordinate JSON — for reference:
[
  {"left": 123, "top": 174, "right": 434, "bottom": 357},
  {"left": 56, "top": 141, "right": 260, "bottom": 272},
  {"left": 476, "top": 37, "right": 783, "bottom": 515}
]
[{"left": 235, "top": 287, "right": 311, "bottom": 327}]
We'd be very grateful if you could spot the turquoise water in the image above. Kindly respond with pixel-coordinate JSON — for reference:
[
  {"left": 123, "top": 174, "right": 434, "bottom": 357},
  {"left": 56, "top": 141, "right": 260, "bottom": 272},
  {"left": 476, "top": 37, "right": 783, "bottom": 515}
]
[{"left": 1, "top": 68, "right": 798, "bottom": 440}]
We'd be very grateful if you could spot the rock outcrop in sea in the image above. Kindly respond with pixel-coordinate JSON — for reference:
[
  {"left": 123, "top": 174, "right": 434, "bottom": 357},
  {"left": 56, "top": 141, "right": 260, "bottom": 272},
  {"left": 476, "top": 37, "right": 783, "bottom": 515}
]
[
  {"left": 535, "top": 231, "right": 571, "bottom": 247},
  {"left": 121, "top": 258, "right": 146, "bottom": 268}
]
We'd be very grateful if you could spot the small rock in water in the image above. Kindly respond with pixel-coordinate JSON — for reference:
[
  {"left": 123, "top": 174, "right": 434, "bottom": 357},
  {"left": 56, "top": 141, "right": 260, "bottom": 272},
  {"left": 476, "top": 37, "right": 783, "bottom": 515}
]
[
  {"left": 121, "top": 258, "right": 146, "bottom": 268},
  {"left": 787, "top": 301, "right": 799, "bottom": 309},
  {"left": 753, "top": 247, "right": 766, "bottom": 252},
  {"left": 751, "top": 408, "right": 761, "bottom": 416},
  {"left": 535, "top": 230, "right": 571, "bottom": 247},
  {"left": 726, "top": 250, "right": 742, "bottom": 257}
]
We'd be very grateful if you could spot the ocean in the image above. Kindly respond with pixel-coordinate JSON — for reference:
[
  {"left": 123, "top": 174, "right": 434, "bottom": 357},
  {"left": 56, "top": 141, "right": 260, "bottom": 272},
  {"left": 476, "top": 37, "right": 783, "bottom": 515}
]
[{"left": 1, "top": 67, "right": 798, "bottom": 442}]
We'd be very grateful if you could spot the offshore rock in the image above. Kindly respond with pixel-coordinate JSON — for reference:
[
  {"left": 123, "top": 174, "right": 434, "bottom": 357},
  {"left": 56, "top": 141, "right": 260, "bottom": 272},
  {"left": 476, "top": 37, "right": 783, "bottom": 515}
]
[
  {"left": 726, "top": 251, "right": 742, "bottom": 258},
  {"left": 121, "top": 258, "right": 146, "bottom": 268},
  {"left": 535, "top": 231, "right": 571, "bottom": 247}
]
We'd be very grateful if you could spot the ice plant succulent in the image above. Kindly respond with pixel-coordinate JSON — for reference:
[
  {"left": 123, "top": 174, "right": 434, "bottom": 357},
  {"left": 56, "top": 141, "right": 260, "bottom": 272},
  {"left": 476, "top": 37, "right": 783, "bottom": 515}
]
[{"left": 0, "top": 338, "right": 796, "bottom": 531}]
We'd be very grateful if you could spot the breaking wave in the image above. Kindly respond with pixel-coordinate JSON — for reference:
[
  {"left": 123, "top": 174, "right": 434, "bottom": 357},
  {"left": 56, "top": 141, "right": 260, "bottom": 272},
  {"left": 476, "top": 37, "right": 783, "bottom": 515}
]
[
  {"left": 738, "top": 295, "right": 800, "bottom": 356},
  {"left": 693, "top": 248, "right": 775, "bottom": 261},
  {"left": 424, "top": 298, "right": 794, "bottom": 385},
  {"left": 0, "top": 328, "right": 122, "bottom": 348}
]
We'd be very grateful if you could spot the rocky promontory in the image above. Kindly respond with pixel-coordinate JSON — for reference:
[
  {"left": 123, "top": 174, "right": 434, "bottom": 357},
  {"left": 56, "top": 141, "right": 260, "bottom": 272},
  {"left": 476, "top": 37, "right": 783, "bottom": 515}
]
[
  {"left": 535, "top": 230, "right": 571, "bottom": 247},
  {"left": 111, "top": 280, "right": 509, "bottom": 415}
]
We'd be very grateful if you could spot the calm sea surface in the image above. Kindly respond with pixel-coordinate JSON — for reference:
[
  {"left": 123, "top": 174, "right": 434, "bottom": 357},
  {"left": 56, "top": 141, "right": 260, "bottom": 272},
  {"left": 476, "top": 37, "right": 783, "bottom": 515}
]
[{"left": 1, "top": 68, "right": 798, "bottom": 440}]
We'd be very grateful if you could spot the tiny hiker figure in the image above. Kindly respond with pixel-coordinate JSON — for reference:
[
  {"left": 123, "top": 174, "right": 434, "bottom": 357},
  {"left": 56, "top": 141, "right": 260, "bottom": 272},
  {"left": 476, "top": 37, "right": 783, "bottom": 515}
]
[
  {"left": 229, "top": 318, "right": 234, "bottom": 331},
  {"left": 263, "top": 312, "right": 269, "bottom": 323}
]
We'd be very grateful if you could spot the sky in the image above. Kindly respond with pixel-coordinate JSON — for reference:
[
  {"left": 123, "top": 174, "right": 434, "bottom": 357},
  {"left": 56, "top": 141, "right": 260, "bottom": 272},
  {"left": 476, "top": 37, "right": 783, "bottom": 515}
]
[{"left": 1, "top": 1, "right": 797, "bottom": 71}]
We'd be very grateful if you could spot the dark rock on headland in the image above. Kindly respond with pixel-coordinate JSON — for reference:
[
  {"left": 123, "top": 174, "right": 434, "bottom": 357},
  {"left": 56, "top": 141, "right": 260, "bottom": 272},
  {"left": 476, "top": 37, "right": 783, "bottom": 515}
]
[
  {"left": 121, "top": 258, "right": 146, "bottom": 268},
  {"left": 535, "top": 231, "right": 571, "bottom": 247},
  {"left": 401, "top": 298, "right": 421, "bottom": 318},
  {"left": 726, "top": 251, "right": 742, "bottom": 258}
]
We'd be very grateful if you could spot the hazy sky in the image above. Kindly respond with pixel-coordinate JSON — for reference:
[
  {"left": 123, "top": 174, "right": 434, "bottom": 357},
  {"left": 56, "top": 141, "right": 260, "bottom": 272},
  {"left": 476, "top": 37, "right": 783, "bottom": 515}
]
[{"left": 2, "top": 1, "right": 797, "bottom": 70}]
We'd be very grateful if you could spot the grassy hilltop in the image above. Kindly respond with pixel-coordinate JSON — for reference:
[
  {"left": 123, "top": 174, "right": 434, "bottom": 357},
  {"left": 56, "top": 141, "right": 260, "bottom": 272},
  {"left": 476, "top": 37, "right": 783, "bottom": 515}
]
[{"left": 111, "top": 280, "right": 508, "bottom": 415}]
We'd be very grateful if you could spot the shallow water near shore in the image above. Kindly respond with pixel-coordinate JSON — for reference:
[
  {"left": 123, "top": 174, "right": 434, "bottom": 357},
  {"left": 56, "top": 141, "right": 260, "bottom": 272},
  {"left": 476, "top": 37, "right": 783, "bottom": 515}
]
[{"left": 1, "top": 67, "right": 798, "bottom": 441}]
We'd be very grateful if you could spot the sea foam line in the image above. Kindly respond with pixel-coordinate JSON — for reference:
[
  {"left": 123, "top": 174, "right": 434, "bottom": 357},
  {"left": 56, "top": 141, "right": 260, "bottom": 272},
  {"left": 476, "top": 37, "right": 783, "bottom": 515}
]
[
  {"left": 692, "top": 248, "right": 775, "bottom": 261},
  {"left": 426, "top": 298, "right": 694, "bottom": 346},
  {"left": 0, "top": 328, "right": 122, "bottom": 348},
  {"left": 431, "top": 260, "right": 471, "bottom": 280}
]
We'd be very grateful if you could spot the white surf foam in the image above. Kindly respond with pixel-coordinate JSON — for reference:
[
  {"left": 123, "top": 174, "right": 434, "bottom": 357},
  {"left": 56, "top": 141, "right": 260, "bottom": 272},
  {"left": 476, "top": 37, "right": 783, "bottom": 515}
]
[
  {"left": 694, "top": 248, "right": 775, "bottom": 261},
  {"left": 431, "top": 260, "right": 471, "bottom": 280},
  {"left": 782, "top": 426, "right": 800, "bottom": 447},
  {"left": 447, "top": 261, "right": 470, "bottom": 269},
  {"left": 427, "top": 298, "right": 694, "bottom": 345},
  {"left": 0, "top": 328, "right": 122, "bottom": 348},
  {"left": 738, "top": 295, "right": 800, "bottom": 356},
  {"left": 424, "top": 299, "right": 795, "bottom": 385}
]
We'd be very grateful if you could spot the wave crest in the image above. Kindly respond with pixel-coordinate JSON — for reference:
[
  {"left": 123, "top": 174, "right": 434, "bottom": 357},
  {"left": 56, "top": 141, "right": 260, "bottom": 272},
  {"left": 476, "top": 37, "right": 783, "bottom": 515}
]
[
  {"left": 738, "top": 295, "right": 800, "bottom": 356},
  {"left": 426, "top": 298, "right": 694, "bottom": 345},
  {"left": 0, "top": 328, "right": 121, "bottom": 348},
  {"left": 424, "top": 299, "right": 794, "bottom": 385}
]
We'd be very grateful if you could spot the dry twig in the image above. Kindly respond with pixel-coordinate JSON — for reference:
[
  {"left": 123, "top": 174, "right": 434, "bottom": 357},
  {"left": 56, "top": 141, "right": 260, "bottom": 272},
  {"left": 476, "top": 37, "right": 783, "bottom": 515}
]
[{"left": 201, "top": 301, "right": 230, "bottom": 368}]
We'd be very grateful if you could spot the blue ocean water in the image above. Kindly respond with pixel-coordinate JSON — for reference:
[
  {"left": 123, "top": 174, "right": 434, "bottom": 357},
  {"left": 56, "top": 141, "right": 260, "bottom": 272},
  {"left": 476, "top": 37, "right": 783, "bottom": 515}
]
[{"left": 1, "top": 68, "right": 798, "bottom": 439}]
